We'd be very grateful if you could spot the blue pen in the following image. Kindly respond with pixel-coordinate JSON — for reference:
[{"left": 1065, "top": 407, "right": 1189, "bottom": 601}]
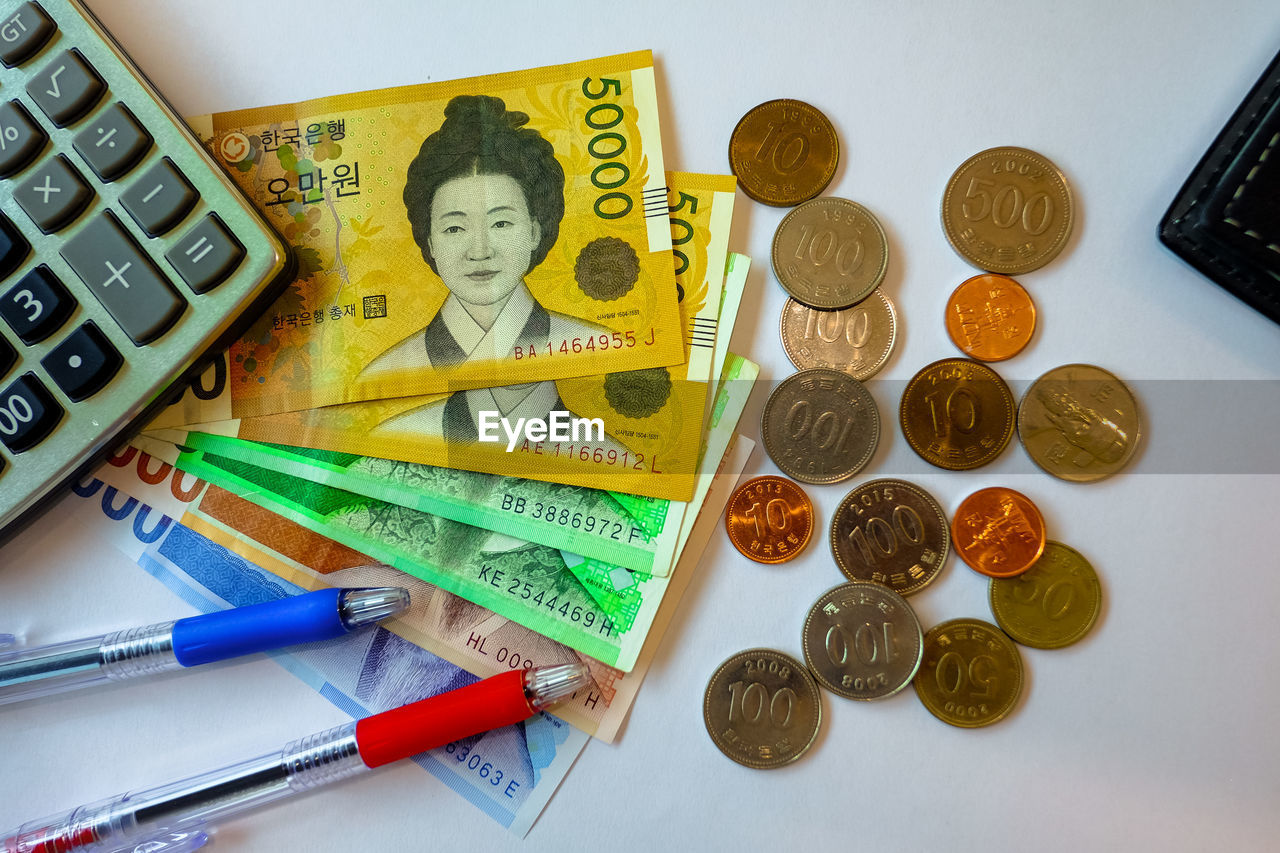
[{"left": 0, "top": 587, "right": 410, "bottom": 706}]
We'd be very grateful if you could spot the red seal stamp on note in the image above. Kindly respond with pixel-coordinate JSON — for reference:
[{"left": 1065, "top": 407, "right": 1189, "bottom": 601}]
[{"left": 219, "top": 131, "right": 251, "bottom": 164}]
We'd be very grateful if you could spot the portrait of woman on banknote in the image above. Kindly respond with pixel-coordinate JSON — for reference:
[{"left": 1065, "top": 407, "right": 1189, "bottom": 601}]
[
  {"left": 364, "top": 94, "right": 619, "bottom": 447},
  {"left": 365, "top": 93, "right": 605, "bottom": 373}
]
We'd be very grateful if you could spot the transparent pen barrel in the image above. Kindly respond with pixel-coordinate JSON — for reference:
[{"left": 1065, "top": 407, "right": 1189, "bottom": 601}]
[
  {"left": 0, "top": 623, "right": 179, "bottom": 706},
  {"left": 1, "top": 722, "right": 365, "bottom": 852}
]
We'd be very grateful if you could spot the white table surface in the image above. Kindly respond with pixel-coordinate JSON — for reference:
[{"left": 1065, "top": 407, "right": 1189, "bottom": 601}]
[{"left": 4, "top": 1, "right": 1280, "bottom": 849}]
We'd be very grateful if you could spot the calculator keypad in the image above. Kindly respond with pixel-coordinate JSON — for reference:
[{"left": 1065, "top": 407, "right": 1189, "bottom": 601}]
[{"left": 0, "top": 0, "right": 292, "bottom": 534}]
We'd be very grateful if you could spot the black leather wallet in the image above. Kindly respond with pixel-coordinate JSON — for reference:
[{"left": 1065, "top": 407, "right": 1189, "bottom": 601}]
[{"left": 1160, "top": 48, "right": 1280, "bottom": 324}]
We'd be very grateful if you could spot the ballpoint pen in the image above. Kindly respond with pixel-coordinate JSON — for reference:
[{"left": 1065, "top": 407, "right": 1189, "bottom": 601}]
[
  {"left": 2, "top": 663, "right": 590, "bottom": 853},
  {"left": 0, "top": 587, "right": 410, "bottom": 706}
]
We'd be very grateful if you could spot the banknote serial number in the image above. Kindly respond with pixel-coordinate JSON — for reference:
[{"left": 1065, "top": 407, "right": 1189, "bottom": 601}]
[
  {"left": 510, "top": 441, "right": 658, "bottom": 473},
  {"left": 478, "top": 565, "right": 615, "bottom": 636},
  {"left": 500, "top": 494, "right": 641, "bottom": 542},
  {"left": 442, "top": 742, "right": 522, "bottom": 798},
  {"left": 512, "top": 330, "right": 656, "bottom": 360}
]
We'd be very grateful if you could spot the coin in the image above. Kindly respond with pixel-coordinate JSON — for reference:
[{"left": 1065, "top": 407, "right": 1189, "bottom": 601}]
[
  {"left": 1017, "top": 363, "right": 1141, "bottom": 482},
  {"left": 728, "top": 99, "right": 839, "bottom": 207},
  {"left": 703, "top": 648, "right": 822, "bottom": 769},
  {"left": 913, "top": 618, "right": 1024, "bottom": 728},
  {"left": 762, "top": 368, "right": 880, "bottom": 484},
  {"left": 989, "top": 541, "right": 1102, "bottom": 649},
  {"left": 802, "top": 582, "right": 924, "bottom": 700},
  {"left": 941, "top": 146, "right": 1074, "bottom": 274},
  {"left": 779, "top": 292, "right": 898, "bottom": 381},
  {"left": 771, "top": 198, "right": 889, "bottom": 309},
  {"left": 899, "top": 358, "right": 1015, "bottom": 471},
  {"left": 724, "top": 476, "right": 814, "bottom": 564},
  {"left": 944, "top": 273, "right": 1036, "bottom": 361},
  {"left": 830, "top": 479, "right": 949, "bottom": 596},
  {"left": 951, "top": 487, "right": 1047, "bottom": 578}
]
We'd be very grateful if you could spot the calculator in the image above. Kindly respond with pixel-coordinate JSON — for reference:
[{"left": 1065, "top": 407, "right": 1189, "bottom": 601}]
[{"left": 0, "top": 0, "right": 294, "bottom": 541}]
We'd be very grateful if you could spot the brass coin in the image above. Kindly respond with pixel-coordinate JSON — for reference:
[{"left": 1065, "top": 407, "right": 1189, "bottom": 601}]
[
  {"left": 762, "top": 368, "right": 880, "bottom": 485},
  {"left": 913, "top": 618, "right": 1023, "bottom": 728},
  {"left": 951, "top": 487, "right": 1047, "bottom": 579},
  {"left": 941, "top": 146, "right": 1074, "bottom": 274},
  {"left": 1017, "top": 363, "right": 1141, "bottom": 482},
  {"left": 899, "top": 358, "right": 1015, "bottom": 471},
  {"left": 771, "top": 198, "right": 888, "bottom": 309},
  {"left": 725, "top": 476, "right": 814, "bottom": 564},
  {"left": 944, "top": 273, "right": 1036, "bottom": 361},
  {"left": 989, "top": 541, "right": 1102, "bottom": 649},
  {"left": 830, "top": 479, "right": 949, "bottom": 596},
  {"left": 802, "top": 582, "right": 923, "bottom": 700},
  {"left": 728, "top": 99, "right": 839, "bottom": 207},
  {"left": 703, "top": 648, "right": 822, "bottom": 769}
]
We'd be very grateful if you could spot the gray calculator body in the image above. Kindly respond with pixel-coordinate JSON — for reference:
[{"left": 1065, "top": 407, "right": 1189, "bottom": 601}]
[{"left": 0, "top": 0, "right": 295, "bottom": 540}]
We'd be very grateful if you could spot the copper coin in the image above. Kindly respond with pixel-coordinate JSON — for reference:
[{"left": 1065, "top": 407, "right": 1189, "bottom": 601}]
[
  {"left": 771, "top": 198, "right": 888, "bottom": 309},
  {"left": 725, "top": 476, "right": 814, "bottom": 564},
  {"left": 913, "top": 618, "right": 1024, "bottom": 728},
  {"left": 1017, "top": 363, "right": 1142, "bottom": 482},
  {"left": 944, "top": 274, "right": 1036, "bottom": 361},
  {"left": 951, "top": 487, "right": 1046, "bottom": 578},
  {"left": 941, "top": 146, "right": 1074, "bottom": 274},
  {"left": 728, "top": 99, "right": 839, "bottom": 207},
  {"left": 761, "top": 368, "right": 880, "bottom": 485},
  {"left": 899, "top": 358, "right": 1015, "bottom": 471},
  {"left": 703, "top": 648, "right": 822, "bottom": 768},
  {"left": 829, "top": 479, "right": 949, "bottom": 596}
]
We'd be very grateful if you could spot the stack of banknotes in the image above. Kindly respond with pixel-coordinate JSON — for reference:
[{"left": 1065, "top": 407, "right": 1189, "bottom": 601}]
[{"left": 78, "top": 50, "right": 759, "bottom": 835}]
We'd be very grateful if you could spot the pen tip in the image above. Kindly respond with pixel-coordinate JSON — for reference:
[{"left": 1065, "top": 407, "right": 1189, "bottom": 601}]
[
  {"left": 338, "top": 587, "right": 412, "bottom": 629},
  {"left": 526, "top": 662, "right": 592, "bottom": 710}
]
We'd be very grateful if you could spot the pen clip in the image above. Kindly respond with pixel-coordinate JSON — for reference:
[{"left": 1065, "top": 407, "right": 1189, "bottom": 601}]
[{"left": 127, "top": 827, "right": 209, "bottom": 853}]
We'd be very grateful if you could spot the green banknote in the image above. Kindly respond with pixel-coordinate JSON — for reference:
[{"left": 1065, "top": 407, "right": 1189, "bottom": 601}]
[{"left": 169, "top": 435, "right": 763, "bottom": 671}]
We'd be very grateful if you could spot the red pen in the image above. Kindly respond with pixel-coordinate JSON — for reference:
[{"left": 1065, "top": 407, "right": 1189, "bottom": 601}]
[{"left": 3, "top": 663, "right": 589, "bottom": 853}]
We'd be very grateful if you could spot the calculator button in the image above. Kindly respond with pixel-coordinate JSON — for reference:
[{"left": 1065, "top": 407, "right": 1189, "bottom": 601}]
[
  {"left": 73, "top": 102, "right": 153, "bottom": 182},
  {"left": 60, "top": 210, "right": 185, "bottom": 345},
  {"left": 0, "top": 334, "right": 14, "bottom": 378},
  {"left": 41, "top": 321, "right": 120, "bottom": 401},
  {"left": 0, "top": 212, "right": 30, "bottom": 279},
  {"left": 0, "top": 100, "right": 48, "bottom": 177},
  {"left": 27, "top": 49, "right": 106, "bottom": 127},
  {"left": 166, "top": 214, "right": 244, "bottom": 294},
  {"left": 1, "top": 265, "right": 75, "bottom": 344},
  {"left": 0, "top": 372, "right": 62, "bottom": 453},
  {"left": 121, "top": 157, "right": 197, "bottom": 237},
  {"left": 0, "top": 3, "right": 56, "bottom": 68},
  {"left": 14, "top": 154, "right": 95, "bottom": 233}
]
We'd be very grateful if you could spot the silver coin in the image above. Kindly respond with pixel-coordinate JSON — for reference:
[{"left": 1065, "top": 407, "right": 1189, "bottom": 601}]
[
  {"left": 779, "top": 292, "right": 898, "bottom": 381},
  {"left": 771, "top": 197, "right": 889, "bottom": 309},
  {"left": 703, "top": 648, "right": 822, "bottom": 769},
  {"left": 830, "top": 479, "right": 949, "bottom": 596},
  {"left": 761, "top": 368, "right": 880, "bottom": 485},
  {"left": 802, "top": 582, "right": 924, "bottom": 700}
]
